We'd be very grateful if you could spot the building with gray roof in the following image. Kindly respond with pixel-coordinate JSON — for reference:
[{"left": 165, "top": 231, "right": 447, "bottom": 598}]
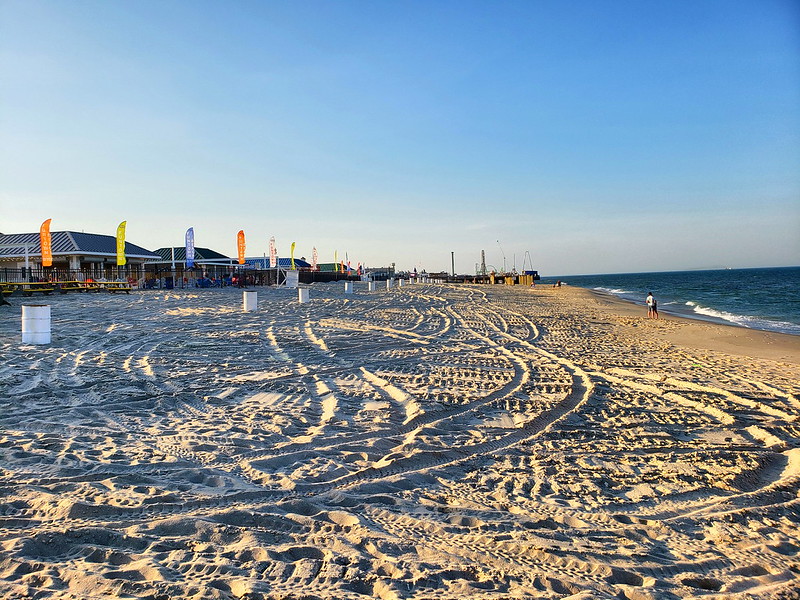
[{"left": 0, "top": 231, "right": 159, "bottom": 279}]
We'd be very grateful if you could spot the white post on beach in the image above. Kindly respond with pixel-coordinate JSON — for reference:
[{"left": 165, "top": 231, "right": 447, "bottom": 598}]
[
  {"left": 386, "top": 279, "right": 393, "bottom": 290},
  {"left": 398, "top": 278, "right": 404, "bottom": 288},
  {"left": 298, "top": 288, "right": 310, "bottom": 303},
  {"left": 344, "top": 281, "right": 353, "bottom": 294},
  {"left": 21, "top": 304, "right": 51, "bottom": 344},
  {"left": 285, "top": 270, "right": 299, "bottom": 289},
  {"left": 368, "top": 281, "right": 376, "bottom": 292},
  {"left": 243, "top": 290, "right": 257, "bottom": 312}
]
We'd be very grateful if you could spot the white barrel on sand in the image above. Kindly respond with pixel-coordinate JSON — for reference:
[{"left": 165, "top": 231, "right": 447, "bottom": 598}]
[
  {"left": 344, "top": 281, "right": 353, "bottom": 294},
  {"left": 22, "top": 304, "right": 51, "bottom": 344},
  {"left": 368, "top": 281, "right": 376, "bottom": 292},
  {"left": 285, "top": 270, "right": 299, "bottom": 288},
  {"left": 243, "top": 290, "right": 257, "bottom": 312},
  {"left": 398, "top": 279, "right": 404, "bottom": 287},
  {"left": 298, "top": 288, "right": 310, "bottom": 303},
  {"left": 386, "top": 279, "right": 393, "bottom": 290}
]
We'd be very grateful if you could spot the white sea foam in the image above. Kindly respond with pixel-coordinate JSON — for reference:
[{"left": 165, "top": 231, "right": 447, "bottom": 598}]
[
  {"left": 690, "top": 304, "right": 753, "bottom": 327},
  {"left": 688, "top": 303, "right": 800, "bottom": 334},
  {"left": 594, "top": 287, "right": 633, "bottom": 296}
]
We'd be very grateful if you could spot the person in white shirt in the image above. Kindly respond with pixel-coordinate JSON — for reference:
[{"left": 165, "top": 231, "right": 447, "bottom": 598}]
[{"left": 646, "top": 292, "right": 658, "bottom": 319}]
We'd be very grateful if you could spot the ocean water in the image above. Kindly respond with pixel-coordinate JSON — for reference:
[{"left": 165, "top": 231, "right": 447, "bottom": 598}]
[{"left": 545, "top": 267, "right": 800, "bottom": 336}]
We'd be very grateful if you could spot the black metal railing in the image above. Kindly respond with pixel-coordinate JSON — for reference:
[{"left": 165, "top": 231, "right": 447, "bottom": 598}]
[{"left": 0, "top": 266, "right": 358, "bottom": 288}]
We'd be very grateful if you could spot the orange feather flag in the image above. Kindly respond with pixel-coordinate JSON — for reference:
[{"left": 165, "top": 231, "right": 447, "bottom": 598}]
[
  {"left": 40, "top": 219, "right": 53, "bottom": 267},
  {"left": 237, "top": 230, "right": 246, "bottom": 265}
]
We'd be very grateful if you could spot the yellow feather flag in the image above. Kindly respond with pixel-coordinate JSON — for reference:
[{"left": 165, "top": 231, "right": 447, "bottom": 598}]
[
  {"left": 40, "top": 219, "right": 53, "bottom": 267},
  {"left": 290, "top": 242, "right": 296, "bottom": 270},
  {"left": 116, "top": 221, "right": 127, "bottom": 266}
]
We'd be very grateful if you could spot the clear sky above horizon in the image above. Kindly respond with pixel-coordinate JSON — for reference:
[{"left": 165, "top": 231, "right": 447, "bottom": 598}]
[{"left": 2, "top": 0, "right": 798, "bottom": 276}]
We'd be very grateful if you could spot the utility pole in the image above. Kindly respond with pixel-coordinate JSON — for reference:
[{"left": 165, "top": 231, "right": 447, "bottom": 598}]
[{"left": 451, "top": 252, "right": 455, "bottom": 277}]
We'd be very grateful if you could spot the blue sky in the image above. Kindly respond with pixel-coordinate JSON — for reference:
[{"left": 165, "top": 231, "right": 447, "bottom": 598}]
[{"left": 1, "top": 0, "right": 798, "bottom": 275}]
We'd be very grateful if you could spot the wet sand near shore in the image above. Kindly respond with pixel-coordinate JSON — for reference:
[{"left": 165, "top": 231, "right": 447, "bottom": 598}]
[{"left": 1, "top": 282, "right": 798, "bottom": 600}]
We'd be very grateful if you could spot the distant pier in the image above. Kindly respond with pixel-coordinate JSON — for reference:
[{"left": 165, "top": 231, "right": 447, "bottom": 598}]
[{"left": 416, "top": 273, "right": 539, "bottom": 286}]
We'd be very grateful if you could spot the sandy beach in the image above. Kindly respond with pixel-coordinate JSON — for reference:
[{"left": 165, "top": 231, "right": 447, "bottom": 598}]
[{"left": 1, "top": 281, "right": 798, "bottom": 600}]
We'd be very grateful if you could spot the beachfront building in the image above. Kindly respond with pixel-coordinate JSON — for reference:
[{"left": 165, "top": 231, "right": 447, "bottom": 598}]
[
  {"left": 145, "top": 250, "right": 321, "bottom": 288},
  {"left": 149, "top": 248, "right": 312, "bottom": 271},
  {"left": 245, "top": 257, "right": 311, "bottom": 270},
  {"left": 150, "top": 247, "right": 233, "bottom": 270},
  {"left": 365, "top": 266, "right": 396, "bottom": 281},
  {"left": 244, "top": 257, "right": 341, "bottom": 285},
  {"left": 0, "top": 230, "right": 160, "bottom": 282},
  {"left": 145, "top": 246, "right": 234, "bottom": 288}
]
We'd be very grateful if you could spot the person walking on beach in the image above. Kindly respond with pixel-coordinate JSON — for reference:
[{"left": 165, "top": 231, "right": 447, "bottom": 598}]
[{"left": 646, "top": 292, "right": 659, "bottom": 319}]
